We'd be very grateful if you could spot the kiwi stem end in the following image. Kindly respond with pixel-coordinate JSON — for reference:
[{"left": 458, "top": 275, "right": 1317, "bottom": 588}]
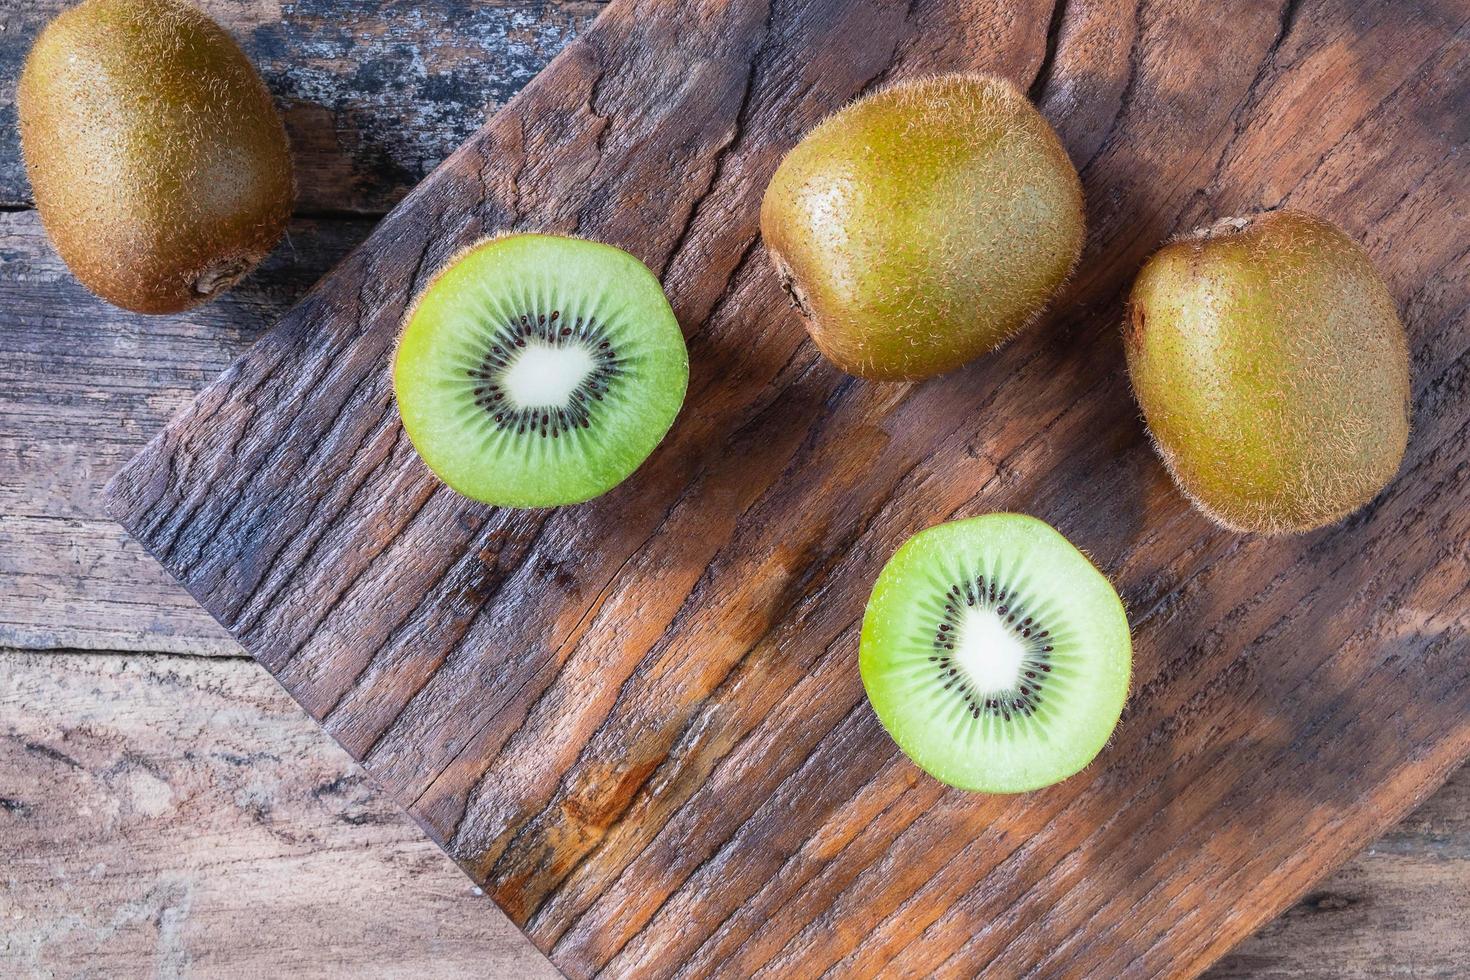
[
  {"left": 192, "top": 255, "right": 256, "bottom": 298},
  {"left": 771, "top": 251, "right": 813, "bottom": 319}
]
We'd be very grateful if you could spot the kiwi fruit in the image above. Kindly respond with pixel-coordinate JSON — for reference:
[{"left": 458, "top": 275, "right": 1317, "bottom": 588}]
[
  {"left": 394, "top": 233, "right": 688, "bottom": 508},
  {"left": 18, "top": 0, "right": 293, "bottom": 314},
  {"left": 860, "top": 514, "right": 1131, "bottom": 793},
  {"left": 1125, "top": 210, "right": 1411, "bottom": 535},
  {"left": 760, "top": 73, "right": 1085, "bottom": 381}
]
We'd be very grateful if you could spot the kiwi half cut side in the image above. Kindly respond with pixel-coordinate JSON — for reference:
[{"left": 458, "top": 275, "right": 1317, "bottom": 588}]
[
  {"left": 394, "top": 234, "right": 688, "bottom": 508},
  {"left": 860, "top": 514, "right": 1131, "bottom": 793}
]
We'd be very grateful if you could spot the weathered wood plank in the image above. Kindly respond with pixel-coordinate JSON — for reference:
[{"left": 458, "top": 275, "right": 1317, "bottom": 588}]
[
  {"left": 0, "top": 0, "right": 601, "bottom": 215},
  {"left": 1207, "top": 759, "right": 1470, "bottom": 978},
  {"left": 1, "top": 647, "right": 1463, "bottom": 978},
  {"left": 0, "top": 210, "right": 380, "bottom": 653},
  {"left": 100, "top": 0, "right": 1470, "bottom": 975},
  {"left": 0, "top": 648, "right": 558, "bottom": 978},
  {"left": 0, "top": 517, "right": 238, "bottom": 655}
]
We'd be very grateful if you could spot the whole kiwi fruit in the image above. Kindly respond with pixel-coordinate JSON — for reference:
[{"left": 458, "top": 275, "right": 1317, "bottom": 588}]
[
  {"left": 1125, "top": 209, "right": 1411, "bottom": 535},
  {"left": 760, "top": 73, "right": 1085, "bottom": 381},
  {"left": 18, "top": 0, "right": 294, "bottom": 314}
]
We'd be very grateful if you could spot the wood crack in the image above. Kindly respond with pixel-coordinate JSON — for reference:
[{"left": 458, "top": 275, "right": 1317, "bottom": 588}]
[
  {"left": 264, "top": 429, "right": 422, "bottom": 670},
  {"left": 657, "top": 0, "right": 775, "bottom": 281},
  {"left": 584, "top": 697, "right": 877, "bottom": 971},
  {"left": 285, "top": 482, "right": 448, "bottom": 690},
  {"left": 696, "top": 753, "right": 914, "bottom": 977},
  {"left": 0, "top": 645, "right": 251, "bottom": 663},
  {"left": 1280, "top": 29, "right": 1461, "bottom": 210},
  {"left": 509, "top": 115, "right": 528, "bottom": 227},
  {"left": 1027, "top": 0, "right": 1071, "bottom": 104},
  {"left": 1078, "top": 0, "right": 1150, "bottom": 176},
  {"left": 220, "top": 354, "right": 395, "bottom": 632},
  {"left": 1192, "top": 0, "right": 1305, "bottom": 203},
  {"left": 343, "top": 507, "right": 561, "bottom": 755},
  {"left": 230, "top": 386, "right": 400, "bottom": 638}
]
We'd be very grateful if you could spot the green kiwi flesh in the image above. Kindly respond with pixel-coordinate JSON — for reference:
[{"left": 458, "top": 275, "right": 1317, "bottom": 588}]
[
  {"left": 18, "top": 0, "right": 293, "bottom": 314},
  {"left": 394, "top": 234, "right": 688, "bottom": 509},
  {"left": 760, "top": 73, "right": 1085, "bottom": 381},
  {"left": 1126, "top": 210, "right": 1410, "bottom": 534},
  {"left": 860, "top": 514, "right": 1131, "bottom": 793}
]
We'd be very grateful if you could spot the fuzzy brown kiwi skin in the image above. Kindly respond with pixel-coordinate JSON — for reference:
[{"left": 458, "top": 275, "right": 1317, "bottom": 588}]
[
  {"left": 760, "top": 73, "right": 1085, "bottom": 382},
  {"left": 18, "top": 0, "right": 294, "bottom": 315},
  {"left": 1125, "top": 209, "right": 1411, "bottom": 535}
]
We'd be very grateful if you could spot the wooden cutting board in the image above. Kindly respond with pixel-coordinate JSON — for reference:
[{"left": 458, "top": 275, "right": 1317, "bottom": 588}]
[{"left": 103, "top": 0, "right": 1469, "bottom": 976}]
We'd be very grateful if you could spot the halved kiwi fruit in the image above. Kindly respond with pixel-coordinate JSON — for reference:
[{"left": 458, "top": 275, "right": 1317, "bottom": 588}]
[
  {"left": 394, "top": 234, "right": 688, "bottom": 508},
  {"left": 860, "top": 514, "right": 1131, "bottom": 793}
]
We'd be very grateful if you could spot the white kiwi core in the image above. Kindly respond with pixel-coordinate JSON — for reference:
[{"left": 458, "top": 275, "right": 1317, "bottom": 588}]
[
  {"left": 501, "top": 339, "right": 597, "bottom": 408},
  {"left": 952, "top": 606, "right": 1028, "bottom": 695}
]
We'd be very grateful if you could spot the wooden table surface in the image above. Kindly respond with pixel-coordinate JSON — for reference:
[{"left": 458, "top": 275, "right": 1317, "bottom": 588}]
[{"left": 1, "top": 1, "right": 1465, "bottom": 976}]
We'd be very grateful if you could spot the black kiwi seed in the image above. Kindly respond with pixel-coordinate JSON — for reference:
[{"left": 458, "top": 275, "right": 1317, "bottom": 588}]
[
  {"left": 466, "top": 312, "right": 623, "bottom": 438},
  {"left": 927, "top": 570, "right": 1056, "bottom": 721}
]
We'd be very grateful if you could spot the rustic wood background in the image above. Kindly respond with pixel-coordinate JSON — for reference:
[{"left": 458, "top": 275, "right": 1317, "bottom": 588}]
[{"left": 3, "top": 0, "right": 1467, "bottom": 976}]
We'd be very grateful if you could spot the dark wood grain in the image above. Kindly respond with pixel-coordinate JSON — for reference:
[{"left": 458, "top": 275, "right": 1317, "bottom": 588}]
[{"left": 101, "top": 0, "right": 1470, "bottom": 977}]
